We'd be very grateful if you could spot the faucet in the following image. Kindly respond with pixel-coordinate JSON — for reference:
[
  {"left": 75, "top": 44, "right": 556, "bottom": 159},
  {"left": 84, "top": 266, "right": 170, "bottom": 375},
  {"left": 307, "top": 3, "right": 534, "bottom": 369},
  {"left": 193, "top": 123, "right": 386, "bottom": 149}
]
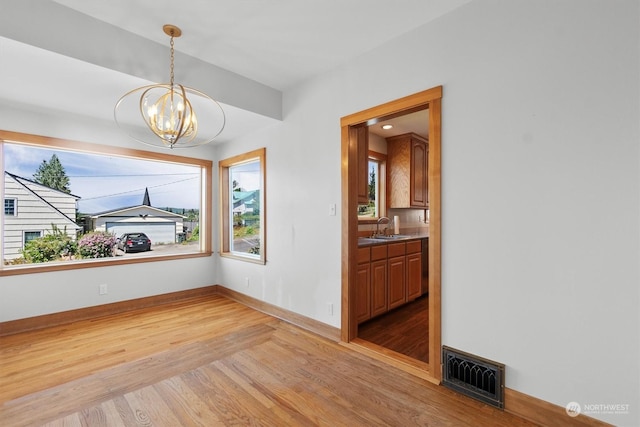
[{"left": 375, "top": 216, "right": 390, "bottom": 236}]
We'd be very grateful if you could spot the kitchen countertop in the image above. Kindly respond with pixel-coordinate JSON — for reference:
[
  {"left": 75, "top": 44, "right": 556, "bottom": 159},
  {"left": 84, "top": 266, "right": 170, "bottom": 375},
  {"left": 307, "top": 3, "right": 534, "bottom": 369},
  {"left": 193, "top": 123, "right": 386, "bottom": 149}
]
[{"left": 358, "top": 234, "right": 428, "bottom": 247}]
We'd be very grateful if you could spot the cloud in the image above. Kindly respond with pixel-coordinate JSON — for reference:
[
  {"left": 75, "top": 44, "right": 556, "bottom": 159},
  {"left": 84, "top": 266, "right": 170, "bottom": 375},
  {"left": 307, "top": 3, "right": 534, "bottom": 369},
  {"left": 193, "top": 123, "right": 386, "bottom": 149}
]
[{"left": 4, "top": 142, "right": 201, "bottom": 213}]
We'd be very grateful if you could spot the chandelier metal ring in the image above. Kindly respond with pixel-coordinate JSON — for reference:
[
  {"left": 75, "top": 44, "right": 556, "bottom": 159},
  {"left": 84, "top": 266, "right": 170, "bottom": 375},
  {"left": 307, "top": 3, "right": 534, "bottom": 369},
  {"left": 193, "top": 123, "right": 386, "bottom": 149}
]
[{"left": 114, "top": 24, "right": 225, "bottom": 149}]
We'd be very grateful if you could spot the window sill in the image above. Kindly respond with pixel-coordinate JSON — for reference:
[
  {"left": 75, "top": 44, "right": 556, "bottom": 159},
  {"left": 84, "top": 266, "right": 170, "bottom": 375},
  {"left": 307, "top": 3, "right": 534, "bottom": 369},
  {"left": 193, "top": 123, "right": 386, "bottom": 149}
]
[
  {"left": 219, "top": 252, "right": 266, "bottom": 265},
  {"left": 0, "top": 251, "right": 213, "bottom": 277},
  {"left": 358, "top": 217, "right": 380, "bottom": 225}
]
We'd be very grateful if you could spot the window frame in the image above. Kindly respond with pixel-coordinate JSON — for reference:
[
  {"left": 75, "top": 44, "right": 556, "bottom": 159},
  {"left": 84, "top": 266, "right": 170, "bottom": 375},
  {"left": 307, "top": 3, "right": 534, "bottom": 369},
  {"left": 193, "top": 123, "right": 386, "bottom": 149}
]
[
  {"left": 219, "top": 148, "right": 266, "bottom": 265},
  {"left": 358, "top": 150, "right": 387, "bottom": 224},
  {"left": 0, "top": 130, "right": 212, "bottom": 277},
  {"left": 4, "top": 198, "right": 16, "bottom": 216}
]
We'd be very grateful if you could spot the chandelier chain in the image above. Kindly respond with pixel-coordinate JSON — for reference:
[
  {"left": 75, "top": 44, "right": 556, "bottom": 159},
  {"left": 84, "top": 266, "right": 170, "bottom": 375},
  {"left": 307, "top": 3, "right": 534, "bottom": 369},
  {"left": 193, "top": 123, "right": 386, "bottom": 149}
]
[{"left": 169, "top": 35, "right": 175, "bottom": 87}]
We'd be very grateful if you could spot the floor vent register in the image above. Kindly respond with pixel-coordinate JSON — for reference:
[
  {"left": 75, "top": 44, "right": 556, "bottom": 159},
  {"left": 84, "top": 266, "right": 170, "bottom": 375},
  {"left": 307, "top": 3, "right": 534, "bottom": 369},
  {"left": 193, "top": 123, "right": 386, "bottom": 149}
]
[{"left": 442, "top": 346, "right": 505, "bottom": 409}]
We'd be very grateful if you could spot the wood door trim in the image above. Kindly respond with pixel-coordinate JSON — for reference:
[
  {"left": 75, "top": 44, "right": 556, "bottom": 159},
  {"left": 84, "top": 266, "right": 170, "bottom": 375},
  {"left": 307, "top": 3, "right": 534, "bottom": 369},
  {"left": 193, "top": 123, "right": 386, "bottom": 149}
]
[{"left": 340, "top": 87, "right": 442, "bottom": 382}]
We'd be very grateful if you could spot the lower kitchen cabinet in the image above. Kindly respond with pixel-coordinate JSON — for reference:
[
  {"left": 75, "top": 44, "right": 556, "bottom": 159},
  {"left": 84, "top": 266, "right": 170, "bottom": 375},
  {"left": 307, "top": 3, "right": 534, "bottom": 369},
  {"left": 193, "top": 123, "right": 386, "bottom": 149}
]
[
  {"left": 387, "top": 242, "right": 407, "bottom": 310},
  {"left": 357, "top": 239, "right": 423, "bottom": 324},
  {"left": 356, "top": 263, "right": 371, "bottom": 323},
  {"left": 406, "top": 241, "right": 422, "bottom": 301},
  {"left": 370, "top": 259, "right": 388, "bottom": 317},
  {"left": 388, "top": 255, "right": 406, "bottom": 310},
  {"left": 370, "top": 245, "right": 388, "bottom": 318}
]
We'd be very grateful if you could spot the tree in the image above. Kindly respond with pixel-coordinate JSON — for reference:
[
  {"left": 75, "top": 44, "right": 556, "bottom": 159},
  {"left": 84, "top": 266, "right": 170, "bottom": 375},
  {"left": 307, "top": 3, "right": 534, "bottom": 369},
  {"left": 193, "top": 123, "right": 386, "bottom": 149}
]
[
  {"left": 33, "top": 154, "right": 71, "bottom": 193},
  {"left": 368, "top": 167, "right": 376, "bottom": 201}
]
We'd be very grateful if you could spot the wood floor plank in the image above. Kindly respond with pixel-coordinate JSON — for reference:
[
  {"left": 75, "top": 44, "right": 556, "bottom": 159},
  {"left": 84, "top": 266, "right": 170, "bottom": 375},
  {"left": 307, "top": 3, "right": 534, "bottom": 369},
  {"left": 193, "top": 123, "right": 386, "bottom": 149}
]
[
  {"left": 98, "top": 400, "right": 127, "bottom": 427},
  {"left": 1, "top": 294, "right": 537, "bottom": 427},
  {"left": 128, "top": 385, "right": 183, "bottom": 427},
  {"left": 41, "top": 412, "right": 82, "bottom": 427},
  {"left": 212, "top": 358, "right": 309, "bottom": 426},
  {"left": 152, "top": 376, "right": 223, "bottom": 426}
]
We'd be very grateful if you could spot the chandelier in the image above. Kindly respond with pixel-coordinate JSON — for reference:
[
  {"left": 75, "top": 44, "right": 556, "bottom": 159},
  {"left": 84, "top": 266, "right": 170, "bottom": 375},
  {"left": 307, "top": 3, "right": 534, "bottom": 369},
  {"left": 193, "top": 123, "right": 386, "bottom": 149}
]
[{"left": 114, "top": 25, "right": 225, "bottom": 149}]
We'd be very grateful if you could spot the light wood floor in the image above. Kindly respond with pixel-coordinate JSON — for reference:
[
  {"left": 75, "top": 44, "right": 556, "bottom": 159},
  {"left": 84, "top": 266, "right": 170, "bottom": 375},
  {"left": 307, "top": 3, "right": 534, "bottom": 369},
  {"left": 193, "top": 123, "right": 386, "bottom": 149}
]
[{"left": 0, "top": 294, "right": 535, "bottom": 426}]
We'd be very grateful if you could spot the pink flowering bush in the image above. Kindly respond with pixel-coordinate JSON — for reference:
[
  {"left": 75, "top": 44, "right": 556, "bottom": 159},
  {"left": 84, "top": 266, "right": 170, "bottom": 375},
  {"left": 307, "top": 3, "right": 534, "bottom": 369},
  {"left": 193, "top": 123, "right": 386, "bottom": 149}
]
[{"left": 77, "top": 231, "right": 117, "bottom": 258}]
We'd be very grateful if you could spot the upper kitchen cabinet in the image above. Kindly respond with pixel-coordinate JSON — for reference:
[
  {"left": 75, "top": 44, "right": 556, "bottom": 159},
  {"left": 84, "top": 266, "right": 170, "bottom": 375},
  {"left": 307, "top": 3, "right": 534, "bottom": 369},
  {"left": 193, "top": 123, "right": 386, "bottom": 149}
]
[
  {"left": 386, "top": 132, "right": 428, "bottom": 208},
  {"left": 353, "top": 125, "right": 369, "bottom": 205}
]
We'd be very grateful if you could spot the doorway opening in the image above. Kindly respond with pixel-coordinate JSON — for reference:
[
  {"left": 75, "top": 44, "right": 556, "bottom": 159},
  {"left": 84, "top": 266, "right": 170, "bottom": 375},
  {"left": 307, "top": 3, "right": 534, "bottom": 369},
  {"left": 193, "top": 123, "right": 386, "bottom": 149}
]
[{"left": 340, "top": 87, "right": 442, "bottom": 382}]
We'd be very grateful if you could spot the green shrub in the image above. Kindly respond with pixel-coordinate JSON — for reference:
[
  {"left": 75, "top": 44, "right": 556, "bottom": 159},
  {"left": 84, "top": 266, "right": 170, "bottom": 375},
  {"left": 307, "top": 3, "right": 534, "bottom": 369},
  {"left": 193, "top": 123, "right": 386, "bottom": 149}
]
[
  {"left": 77, "top": 231, "right": 117, "bottom": 258},
  {"left": 188, "top": 225, "right": 199, "bottom": 242},
  {"left": 248, "top": 242, "right": 260, "bottom": 255},
  {"left": 21, "top": 225, "right": 77, "bottom": 263}
]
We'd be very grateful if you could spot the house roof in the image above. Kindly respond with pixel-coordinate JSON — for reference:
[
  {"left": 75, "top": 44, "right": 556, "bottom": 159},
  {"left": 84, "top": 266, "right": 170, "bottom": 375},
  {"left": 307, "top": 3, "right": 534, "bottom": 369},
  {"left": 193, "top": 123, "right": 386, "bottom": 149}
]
[
  {"left": 232, "top": 190, "right": 258, "bottom": 204},
  {"left": 4, "top": 172, "right": 81, "bottom": 228},
  {"left": 4, "top": 171, "right": 81, "bottom": 199},
  {"left": 89, "top": 205, "right": 186, "bottom": 219}
]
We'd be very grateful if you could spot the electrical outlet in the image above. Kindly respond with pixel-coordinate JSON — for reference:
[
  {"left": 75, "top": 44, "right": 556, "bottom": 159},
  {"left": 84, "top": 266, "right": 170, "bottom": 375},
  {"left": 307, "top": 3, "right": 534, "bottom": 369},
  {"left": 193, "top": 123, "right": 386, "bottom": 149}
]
[
  {"left": 99, "top": 284, "right": 108, "bottom": 295},
  {"left": 245, "top": 277, "right": 250, "bottom": 288},
  {"left": 328, "top": 302, "right": 333, "bottom": 316},
  {"left": 329, "top": 203, "right": 336, "bottom": 216}
]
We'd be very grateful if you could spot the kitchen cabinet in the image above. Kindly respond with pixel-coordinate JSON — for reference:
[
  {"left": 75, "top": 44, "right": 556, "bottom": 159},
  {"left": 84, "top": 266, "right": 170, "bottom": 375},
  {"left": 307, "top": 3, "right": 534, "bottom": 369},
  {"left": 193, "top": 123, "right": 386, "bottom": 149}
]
[
  {"left": 386, "top": 132, "right": 428, "bottom": 208},
  {"left": 406, "top": 240, "right": 422, "bottom": 301},
  {"left": 356, "top": 239, "right": 423, "bottom": 324},
  {"left": 354, "top": 125, "right": 369, "bottom": 205},
  {"left": 355, "top": 247, "right": 371, "bottom": 323},
  {"left": 370, "top": 245, "right": 388, "bottom": 318},
  {"left": 387, "top": 243, "right": 406, "bottom": 310}
]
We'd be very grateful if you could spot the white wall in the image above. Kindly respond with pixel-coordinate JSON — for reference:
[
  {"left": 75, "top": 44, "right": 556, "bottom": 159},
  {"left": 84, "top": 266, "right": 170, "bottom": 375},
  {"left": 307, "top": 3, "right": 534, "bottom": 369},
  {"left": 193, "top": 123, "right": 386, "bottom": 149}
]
[
  {"left": 216, "top": 1, "right": 639, "bottom": 425},
  {"left": 1, "top": 1, "right": 637, "bottom": 425}
]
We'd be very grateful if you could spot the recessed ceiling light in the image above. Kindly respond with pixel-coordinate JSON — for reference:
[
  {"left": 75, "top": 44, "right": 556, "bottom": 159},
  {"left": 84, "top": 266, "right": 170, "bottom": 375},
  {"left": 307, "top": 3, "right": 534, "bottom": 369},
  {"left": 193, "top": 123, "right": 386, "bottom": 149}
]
[{"left": 382, "top": 124, "right": 393, "bottom": 130}]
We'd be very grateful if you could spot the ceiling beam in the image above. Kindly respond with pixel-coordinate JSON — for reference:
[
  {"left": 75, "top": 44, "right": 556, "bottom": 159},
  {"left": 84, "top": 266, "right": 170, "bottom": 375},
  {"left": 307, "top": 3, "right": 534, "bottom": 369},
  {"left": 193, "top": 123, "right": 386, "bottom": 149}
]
[{"left": 0, "top": 0, "right": 282, "bottom": 121}]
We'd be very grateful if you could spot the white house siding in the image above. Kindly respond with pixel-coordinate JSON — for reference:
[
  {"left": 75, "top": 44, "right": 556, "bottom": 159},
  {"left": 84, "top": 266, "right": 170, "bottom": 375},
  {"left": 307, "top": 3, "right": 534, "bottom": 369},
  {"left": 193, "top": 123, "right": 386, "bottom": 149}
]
[
  {"left": 3, "top": 174, "right": 80, "bottom": 260},
  {"left": 19, "top": 179, "right": 78, "bottom": 217}
]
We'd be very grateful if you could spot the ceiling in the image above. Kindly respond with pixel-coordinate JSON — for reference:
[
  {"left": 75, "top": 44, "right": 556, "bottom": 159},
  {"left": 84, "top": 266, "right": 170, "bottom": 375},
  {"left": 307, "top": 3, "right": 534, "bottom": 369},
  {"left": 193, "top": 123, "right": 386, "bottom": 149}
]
[
  {"left": 0, "top": 0, "right": 470, "bottom": 143},
  {"left": 369, "top": 109, "right": 429, "bottom": 140}
]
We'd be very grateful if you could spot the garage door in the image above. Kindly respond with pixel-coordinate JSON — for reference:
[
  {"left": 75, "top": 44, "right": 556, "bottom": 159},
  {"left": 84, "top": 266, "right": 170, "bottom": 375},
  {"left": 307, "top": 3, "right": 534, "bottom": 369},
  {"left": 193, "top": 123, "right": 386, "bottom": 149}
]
[{"left": 106, "top": 222, "right": 176, "bottom": 244}]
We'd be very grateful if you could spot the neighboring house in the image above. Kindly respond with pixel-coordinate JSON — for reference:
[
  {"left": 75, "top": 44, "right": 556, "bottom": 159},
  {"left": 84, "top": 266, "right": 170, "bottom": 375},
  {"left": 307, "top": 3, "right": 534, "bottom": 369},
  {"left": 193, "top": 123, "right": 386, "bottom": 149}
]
[
  {"left": 3, "top": 172, "right": 81, "bottom": 260},
  {"left": 85, "top": 189, "right": 185, "bottom": 245},
  {"left": 232, "top": 190, "right": 259, "bottom": 216}
]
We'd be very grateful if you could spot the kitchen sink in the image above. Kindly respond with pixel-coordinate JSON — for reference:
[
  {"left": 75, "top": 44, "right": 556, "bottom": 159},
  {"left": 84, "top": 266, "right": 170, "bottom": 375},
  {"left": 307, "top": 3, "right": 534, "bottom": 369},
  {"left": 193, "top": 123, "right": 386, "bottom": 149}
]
[
  {"left": 372, "top": 234, "right": 412, "bottom": 240},
  {"left": 358, "top": 238, "right": 382, "bottom": 245}
]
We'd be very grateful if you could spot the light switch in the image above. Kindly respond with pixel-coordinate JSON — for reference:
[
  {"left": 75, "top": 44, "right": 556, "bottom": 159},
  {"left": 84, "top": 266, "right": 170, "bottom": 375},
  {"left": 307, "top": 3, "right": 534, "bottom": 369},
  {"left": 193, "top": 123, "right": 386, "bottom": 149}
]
[{"left": 329, "top": 203, "right": 336, "bottom": 216}]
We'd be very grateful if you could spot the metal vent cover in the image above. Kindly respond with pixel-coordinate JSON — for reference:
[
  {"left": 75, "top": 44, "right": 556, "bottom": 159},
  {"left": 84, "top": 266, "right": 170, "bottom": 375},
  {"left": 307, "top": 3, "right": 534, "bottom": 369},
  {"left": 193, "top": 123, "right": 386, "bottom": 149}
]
[{"left": 442, "top": 346, "right": 505, "bottom": 409}]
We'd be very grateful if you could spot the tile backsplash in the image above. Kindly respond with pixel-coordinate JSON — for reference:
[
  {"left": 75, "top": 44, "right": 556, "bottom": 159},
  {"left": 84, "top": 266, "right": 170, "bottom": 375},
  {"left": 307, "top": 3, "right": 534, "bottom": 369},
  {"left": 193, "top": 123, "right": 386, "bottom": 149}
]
[{"left": 358, "top": 208, "right": 429, "bottom": 237}]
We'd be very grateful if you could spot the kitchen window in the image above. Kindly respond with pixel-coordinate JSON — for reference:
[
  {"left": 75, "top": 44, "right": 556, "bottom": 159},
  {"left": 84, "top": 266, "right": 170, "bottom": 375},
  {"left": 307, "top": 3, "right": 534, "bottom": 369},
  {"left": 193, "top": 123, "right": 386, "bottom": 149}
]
[
  {"left": 358, "top": 151, "right": 386, "bottom": 221},
  {"left": 219, "top": 148, "right": 266, "bottom": 264}
]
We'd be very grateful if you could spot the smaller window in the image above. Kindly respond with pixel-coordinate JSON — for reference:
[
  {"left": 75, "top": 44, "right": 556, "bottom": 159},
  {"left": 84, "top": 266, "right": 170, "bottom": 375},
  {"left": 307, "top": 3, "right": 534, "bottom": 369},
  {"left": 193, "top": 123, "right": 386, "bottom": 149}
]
[
  {"left": 219, "top": 148, "right": 266, "bottom": 264},
  {"left": 4, "top": 198, "right": 16, "bottom": 216},
  {"left": 358, "top": 151, "right": 386, "bottom": 221},
  {"left": 24, "top": 231, "right": 42, "bottom": 246}
]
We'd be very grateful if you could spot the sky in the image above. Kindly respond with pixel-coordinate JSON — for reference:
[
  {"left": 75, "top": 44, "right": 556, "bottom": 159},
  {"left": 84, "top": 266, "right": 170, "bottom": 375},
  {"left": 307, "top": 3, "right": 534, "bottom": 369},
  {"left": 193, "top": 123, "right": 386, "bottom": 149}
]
[
  {"left": 3, "top": 142, "right": 201, "bottom": 213},
  {"left": 230, "top": 160, "right": 260, "bottom": 192}
]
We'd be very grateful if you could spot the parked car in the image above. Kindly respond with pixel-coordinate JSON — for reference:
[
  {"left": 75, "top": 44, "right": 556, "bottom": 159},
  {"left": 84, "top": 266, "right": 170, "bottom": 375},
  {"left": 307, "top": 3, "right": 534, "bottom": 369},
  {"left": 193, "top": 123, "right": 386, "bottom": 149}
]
[{"left": 116, "top": 232, "right": 151, "bottom": 253}]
